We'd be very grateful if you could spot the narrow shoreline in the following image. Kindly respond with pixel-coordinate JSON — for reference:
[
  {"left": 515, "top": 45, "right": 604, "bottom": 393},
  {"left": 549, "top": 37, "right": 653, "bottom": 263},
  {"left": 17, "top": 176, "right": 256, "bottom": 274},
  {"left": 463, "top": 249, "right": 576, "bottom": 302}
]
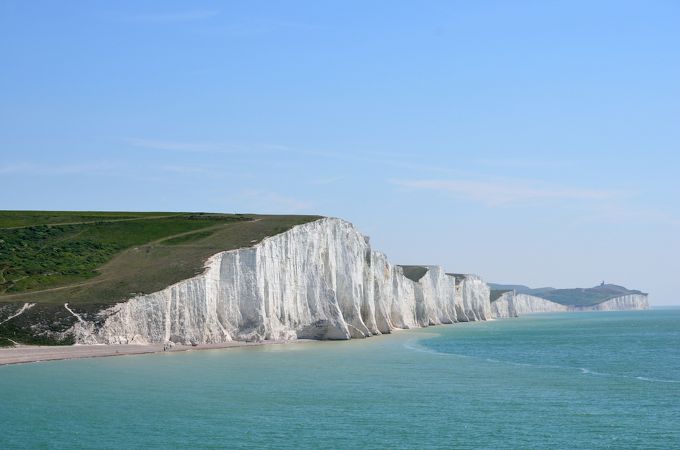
[
  {"left": 0, "top": 340, "right": 291, "bottom": 367},
  {"left": 1, "top": 310, "right": 654, "bottom": 367},
  {"left": 0, "top": 323, "right": 475, "bottom": 367}
]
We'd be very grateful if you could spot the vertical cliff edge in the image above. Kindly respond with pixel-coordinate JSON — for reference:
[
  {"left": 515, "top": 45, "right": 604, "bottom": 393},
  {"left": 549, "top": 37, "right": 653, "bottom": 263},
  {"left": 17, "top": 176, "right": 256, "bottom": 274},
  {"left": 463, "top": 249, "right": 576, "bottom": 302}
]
[{"left": 73, "top": 218, "right": 491, "bottom": 344}]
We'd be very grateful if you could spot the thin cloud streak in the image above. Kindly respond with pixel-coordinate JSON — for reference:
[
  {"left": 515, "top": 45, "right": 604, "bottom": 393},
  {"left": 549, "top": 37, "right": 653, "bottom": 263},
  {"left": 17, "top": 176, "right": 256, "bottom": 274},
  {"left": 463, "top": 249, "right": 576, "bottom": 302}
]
[
  {"left": 123, "top": 140, "right": 472, "bottom": 177},
  {"left": 126, "top": 138, "right": 299, "bottom": 155},
  {"left": 278, "top": 146, "right": 466, "bottom": 176},
  {"left": 127, "top": 10, "right": 219, "bottom": 23},
  {"left": 309, "top": 176, "right": 344, "bottom": 185},
  {"left": 476, "top": 157, "right": 573, "bottom": 169},
  {"left": 240, "top": 190, "right": 313, "bottom": 213},
  {"left": 125, "top": 138, "right": 234, "bottom": 153},
  {"left": 392, "top": 178, "right": 622, "bottom": 206},
  {"left": 571, "top": 205, "right": 680, "bottom": 227},
  {"left": 159, "top": 165, "right": 213, "bottom": 175},
  {"left": 0, "top": 162, "right": 122, "bottom": 175},
  {"left": 196, "top": 18, "right": 321, "bottom": 38}
]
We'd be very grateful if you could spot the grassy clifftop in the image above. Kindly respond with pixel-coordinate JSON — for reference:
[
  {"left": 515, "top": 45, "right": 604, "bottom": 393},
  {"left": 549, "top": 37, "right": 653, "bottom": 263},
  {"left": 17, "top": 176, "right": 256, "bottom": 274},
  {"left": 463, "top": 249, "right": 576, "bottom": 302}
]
[{"left": 0, "top": 211, "right": 320, "bottom": 345}]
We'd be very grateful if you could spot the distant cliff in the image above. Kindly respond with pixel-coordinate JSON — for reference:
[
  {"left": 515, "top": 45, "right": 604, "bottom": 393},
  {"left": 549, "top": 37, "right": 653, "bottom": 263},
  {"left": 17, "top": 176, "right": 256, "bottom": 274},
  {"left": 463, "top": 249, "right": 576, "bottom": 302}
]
[
  {"left": 491, "top": 293, "right": 568, "bottom": 318},
  {"left": 572, "top": 294, "right": 649, "bottom": 311},
  {"left": 71, "top": 218, "right": 491, "bottom": 344},
  {"left": 490, "top": 284, "right": 649, "bottom": 318}
]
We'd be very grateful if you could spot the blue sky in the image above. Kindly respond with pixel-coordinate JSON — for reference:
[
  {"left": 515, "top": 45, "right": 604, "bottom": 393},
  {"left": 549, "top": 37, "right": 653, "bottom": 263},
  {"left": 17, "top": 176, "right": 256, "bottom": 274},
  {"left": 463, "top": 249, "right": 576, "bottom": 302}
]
[{"left": 1, "top": 1, "right": 679, "bottom": 304}]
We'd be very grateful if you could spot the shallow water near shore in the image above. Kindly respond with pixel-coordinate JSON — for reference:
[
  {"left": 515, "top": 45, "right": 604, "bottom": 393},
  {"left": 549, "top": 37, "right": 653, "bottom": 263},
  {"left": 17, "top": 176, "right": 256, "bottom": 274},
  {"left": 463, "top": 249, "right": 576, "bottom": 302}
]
[{"left": 1, "top": 310, "right": 679, "bottom": 449}]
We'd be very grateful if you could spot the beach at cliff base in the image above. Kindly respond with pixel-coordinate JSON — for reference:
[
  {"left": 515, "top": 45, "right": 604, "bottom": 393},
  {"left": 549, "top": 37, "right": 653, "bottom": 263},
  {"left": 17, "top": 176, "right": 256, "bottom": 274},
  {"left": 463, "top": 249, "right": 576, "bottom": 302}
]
[{"left": 0, "top": 340, "right": 283, "bottom": 366}]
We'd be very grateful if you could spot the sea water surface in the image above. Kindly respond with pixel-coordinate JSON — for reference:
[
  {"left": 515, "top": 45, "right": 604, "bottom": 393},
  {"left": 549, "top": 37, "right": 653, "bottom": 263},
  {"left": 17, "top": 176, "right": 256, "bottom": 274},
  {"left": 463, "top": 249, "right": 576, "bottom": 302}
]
[{"left": 1, "top": 310, "right": 679, "bottom": 449}]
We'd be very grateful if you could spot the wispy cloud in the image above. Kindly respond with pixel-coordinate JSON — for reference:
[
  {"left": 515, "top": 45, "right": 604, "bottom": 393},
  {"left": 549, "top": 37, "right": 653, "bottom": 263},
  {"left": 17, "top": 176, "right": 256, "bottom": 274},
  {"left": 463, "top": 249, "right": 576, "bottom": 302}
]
[
  {"left": 392, "top": 178, "right": 622, "bottom": 207},
  {"left": 127, "top": 10, "right": 219, "bottom": 23},
  {"left": 230, "top": 19, "right": 319, "bottom": 36},
  {"left": 272, "top": 146, "right": 466, "bottom": 176},
  {"left": 476, "top": 157, "right": 573, "bottom": 169},
  {"left": 261, "top": 144, "right": 292, "bottom": 151},
  {"left": 240, "top": 190, "right": 313, "bottom": 213},
  {"left": 125, "top": 138, "right": 303, "bottom": 155},
  {"left": 125, "top": 138, "right": 233, "bottom": 153},
  {"left": 309, "top": 176, "right": 344, "bottom": 185},
  {"left": 571, "top": 205, "right": 680, "bottom": 227},
  {"left": 159, "top": 165, "right": 214, "bottom": 175},
  {"left": 0, "top": 162, "right": 122, "bottom": 176},
  {"left": 196, "top": 18, "right": 321, "bottom": 38},
  {"left": 124, "top": 139, "right": 459, "bottom": 175}
]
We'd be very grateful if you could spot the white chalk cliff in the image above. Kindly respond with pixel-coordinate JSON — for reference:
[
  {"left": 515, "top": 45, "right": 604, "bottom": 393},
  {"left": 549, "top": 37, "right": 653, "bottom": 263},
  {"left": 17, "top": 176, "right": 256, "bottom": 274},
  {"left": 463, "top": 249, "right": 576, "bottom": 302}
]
[
  {"left": 489, "top": 291, "right": 516, "bottom": 318},
  {"left": 572, "top": 294, "right": 649, "bottom": 311},
  {"left": 491, "top": 293, "right": 568, "bottom": 318},
  {"left": 73, "top": 218, "right": 491, "bottom": 344}
]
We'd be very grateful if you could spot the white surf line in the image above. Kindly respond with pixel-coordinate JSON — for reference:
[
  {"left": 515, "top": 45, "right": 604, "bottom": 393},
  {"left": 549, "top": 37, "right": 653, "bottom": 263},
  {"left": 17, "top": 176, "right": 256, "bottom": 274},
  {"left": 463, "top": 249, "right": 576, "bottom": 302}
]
[{"left": 0, "top": 303, "right": 35, "bottom": 325}]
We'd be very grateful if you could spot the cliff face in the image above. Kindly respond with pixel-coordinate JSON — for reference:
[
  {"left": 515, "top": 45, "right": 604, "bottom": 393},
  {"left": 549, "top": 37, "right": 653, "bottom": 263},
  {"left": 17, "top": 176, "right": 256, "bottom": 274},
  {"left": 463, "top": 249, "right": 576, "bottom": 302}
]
[
  {"left": 456, "top": 275, "right": 492, "bottom": 322},
  {"left": 491, "top": 292, "right": 649, "bottom": 318},
  {"left": 74, "top": 218, "right": 491, "bottom": 344},
  {"left": 491, "top": 293, "right": 568, "bottom": 318},
  {"left": 489, "top": 291, "right": 517, "bottom": 318},
  {"left": 573, "top": 294, "right": 649, "bottom": 311}
]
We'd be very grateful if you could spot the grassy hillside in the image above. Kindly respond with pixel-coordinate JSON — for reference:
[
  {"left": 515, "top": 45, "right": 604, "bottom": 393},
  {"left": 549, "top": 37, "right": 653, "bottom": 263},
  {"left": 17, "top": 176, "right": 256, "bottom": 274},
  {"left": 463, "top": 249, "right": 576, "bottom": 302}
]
[{"left": 0, "top": 211, "right": 321, "bottom": 345}]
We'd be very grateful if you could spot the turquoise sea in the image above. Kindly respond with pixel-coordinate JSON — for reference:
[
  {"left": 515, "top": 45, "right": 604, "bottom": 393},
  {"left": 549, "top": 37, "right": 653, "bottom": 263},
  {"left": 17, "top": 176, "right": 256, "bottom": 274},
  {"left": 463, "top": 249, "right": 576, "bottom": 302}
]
[{"left": 1, "top": 310, "right": 679, "bottom": 449}]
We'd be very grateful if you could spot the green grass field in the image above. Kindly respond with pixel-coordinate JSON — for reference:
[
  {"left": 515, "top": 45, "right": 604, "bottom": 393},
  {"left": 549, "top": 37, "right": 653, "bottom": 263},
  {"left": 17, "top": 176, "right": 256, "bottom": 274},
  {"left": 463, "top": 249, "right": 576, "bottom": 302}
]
[{"left": 0, "top": 211, "right": 321, "bottom": 345}]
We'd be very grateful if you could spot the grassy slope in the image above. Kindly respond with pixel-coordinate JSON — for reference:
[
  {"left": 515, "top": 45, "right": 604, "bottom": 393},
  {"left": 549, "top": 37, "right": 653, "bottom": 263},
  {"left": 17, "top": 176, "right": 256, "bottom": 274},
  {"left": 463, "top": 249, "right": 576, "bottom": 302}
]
[{"left": 0, "top": 211, "right": 321, "bottom": 345}]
